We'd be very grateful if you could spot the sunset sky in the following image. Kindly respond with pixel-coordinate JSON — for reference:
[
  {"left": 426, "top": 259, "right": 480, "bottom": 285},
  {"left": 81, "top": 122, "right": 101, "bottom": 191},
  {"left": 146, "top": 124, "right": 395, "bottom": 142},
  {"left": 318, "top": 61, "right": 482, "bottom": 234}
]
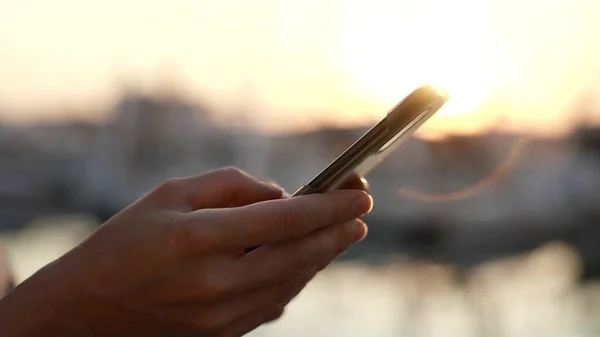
[{"left": 1, "top": 0, "right": 600, "bottom": 137}]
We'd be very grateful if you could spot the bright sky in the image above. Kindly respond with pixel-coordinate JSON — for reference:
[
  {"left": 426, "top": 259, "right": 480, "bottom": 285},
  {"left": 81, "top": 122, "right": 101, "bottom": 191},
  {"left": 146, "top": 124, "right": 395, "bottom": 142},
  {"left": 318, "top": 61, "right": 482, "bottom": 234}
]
[{"left": 1, "top": 0, "right": 600, "bottom": 137}]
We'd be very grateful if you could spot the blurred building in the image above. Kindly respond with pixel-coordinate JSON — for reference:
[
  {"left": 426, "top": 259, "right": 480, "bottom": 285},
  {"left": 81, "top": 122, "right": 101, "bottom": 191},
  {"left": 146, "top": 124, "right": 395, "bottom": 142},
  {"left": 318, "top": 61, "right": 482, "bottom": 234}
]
[
  {"left": 2, "top": 96, "right": 600, "bottom": 276},
  {"left": 79, "top": 93, "right": 230, "bottom": 217}
]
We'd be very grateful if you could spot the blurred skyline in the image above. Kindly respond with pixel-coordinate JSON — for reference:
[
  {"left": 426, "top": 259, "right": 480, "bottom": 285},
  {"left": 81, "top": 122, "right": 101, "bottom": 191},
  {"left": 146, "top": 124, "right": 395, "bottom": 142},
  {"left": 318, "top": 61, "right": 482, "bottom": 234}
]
[
  {"left": 1, "top": 0, "right": 600, "bottom": 138},
  {"left": 4, "top": 3, "right": 600, "bottom": 333}
]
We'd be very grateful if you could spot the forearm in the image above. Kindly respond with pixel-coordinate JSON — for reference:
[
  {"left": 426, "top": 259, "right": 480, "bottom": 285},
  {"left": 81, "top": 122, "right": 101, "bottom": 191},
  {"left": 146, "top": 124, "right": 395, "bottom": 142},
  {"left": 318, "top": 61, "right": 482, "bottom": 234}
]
[{"left": 0, "top": 257, "right": 89, "bottom": 337}]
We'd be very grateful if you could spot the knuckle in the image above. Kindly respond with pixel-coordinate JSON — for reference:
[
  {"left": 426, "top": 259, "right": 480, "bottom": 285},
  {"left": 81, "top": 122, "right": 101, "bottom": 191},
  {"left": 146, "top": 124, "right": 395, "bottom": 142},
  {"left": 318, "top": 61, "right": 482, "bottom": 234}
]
[
  {"left": 267, "top": 306, "right": 285, "bottom": 322},
  {"left": 333, "top": 192, "right": 359, "bottom": 223},
  {"left": 197, "top": 273, "right": 228, "bottom": 302},
  {"left": 293, "top": 242, "right": 318, "bottom": 276},
  {"left": 327, "top": 197, "right": 344, "bottom": 224},
  {"left": 155, "top": 178, "right": 183, "bottom": 196},
  {"left": 177, "top": 211, "right": 229, "bottom": 253},
  {"left": 277, "top": 279, "right": 308, "bottom": 307},
  {"left": 169, "top": 215, "right": 211, "bottom": 253},
  {"left": 281, "top": 204, "right": 307, "bottom": 237},
  {"left": 295, "top": 253, "right": 313, "bottom": 275},
  {"left": 171, "top": 226, "right": 197, "bottom": 254},
  {"left": 282, "top": 207, "right": 298, "bottom": 236},
  {"left": 312, "top": 231, "right": 339, "bottom": 270},
  {"left": 332, "top": 225, "right": 348, "bottom": 253},
  {"left": 219, "top": 166, "right": 247, "bottom": 180},
  {"left": 274, "top": 282, "right": 297, "bottom": 302}
]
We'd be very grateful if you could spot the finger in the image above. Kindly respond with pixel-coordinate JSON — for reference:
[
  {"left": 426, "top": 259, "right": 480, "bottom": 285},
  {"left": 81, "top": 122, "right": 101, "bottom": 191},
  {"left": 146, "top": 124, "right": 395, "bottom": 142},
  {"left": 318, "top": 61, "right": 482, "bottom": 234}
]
[
  {"left": 151, "top": 255, "right": 312, "bottom": 305},
  {"left": 258, "top": 178, "right": 285, "bottom": 193},
  {"left": 183, "top": 275, "right": 309, "bottom": 333},
  {"left": 148, "top": 167, "right": 284, "bottom": 211},
  {"left": 222, "top": 219, "right": 367, "bottom": 294},
  {"left": 154, "top": 221, "right": 366, "bottom": 304},
  {"left": 242, "top": 177, "right": 364, "bottom": 254},
  {"left": 214, "top": 307, "right": 285, "bottom": 337},
  {"left": 191, "top": 189, "right": 372, "bottom": 249},
  {"left": 337, "top": 174, "right": 370, "bottom": 193},
  {"left": 163, "top": 301, "right": 285, "bottom": 337}
]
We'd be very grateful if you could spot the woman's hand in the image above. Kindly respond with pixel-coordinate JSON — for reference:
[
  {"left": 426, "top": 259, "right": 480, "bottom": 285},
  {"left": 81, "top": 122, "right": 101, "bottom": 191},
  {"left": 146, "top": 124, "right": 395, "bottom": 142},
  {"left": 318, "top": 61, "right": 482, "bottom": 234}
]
[{"left": 0, "top": 167, "right": 372, "bottom": 337}]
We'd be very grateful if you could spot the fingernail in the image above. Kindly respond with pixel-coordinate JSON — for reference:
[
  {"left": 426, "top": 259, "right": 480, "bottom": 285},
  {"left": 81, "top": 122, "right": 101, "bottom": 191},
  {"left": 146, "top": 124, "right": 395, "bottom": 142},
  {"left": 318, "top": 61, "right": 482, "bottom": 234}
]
[
  {"left": 345, "top": 220, "right": 368, "bottom": 242},
  {"left": 352, "top": 192, "right": 373, "bottom": 216},
  {"left": 360, "top": 177, "right": 370, "bottom": 193}
]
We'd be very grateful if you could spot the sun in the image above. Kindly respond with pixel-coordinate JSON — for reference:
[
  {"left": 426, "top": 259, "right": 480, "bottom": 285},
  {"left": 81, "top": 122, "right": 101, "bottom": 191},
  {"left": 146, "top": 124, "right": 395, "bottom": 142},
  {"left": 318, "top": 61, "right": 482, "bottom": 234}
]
[{"left": 330, "top": 0, "right": 500, "bottom": 135}]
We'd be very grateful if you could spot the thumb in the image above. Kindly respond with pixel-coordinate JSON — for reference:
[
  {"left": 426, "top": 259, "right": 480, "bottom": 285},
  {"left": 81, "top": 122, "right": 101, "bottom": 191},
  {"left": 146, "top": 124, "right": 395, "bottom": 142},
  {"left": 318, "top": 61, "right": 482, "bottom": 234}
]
[{"left": 148, "top": 167, "right": 284, "bottom": 211}]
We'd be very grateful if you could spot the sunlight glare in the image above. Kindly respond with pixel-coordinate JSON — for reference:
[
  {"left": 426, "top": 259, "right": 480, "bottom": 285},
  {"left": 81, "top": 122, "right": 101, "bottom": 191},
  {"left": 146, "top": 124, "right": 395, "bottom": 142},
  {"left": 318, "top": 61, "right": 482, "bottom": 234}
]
[
  {"left": 333, "top": 0, "right": 498, "bottom": 130},
  {"left": 329, "top": 0, "right": 600, "bottom": 138}
]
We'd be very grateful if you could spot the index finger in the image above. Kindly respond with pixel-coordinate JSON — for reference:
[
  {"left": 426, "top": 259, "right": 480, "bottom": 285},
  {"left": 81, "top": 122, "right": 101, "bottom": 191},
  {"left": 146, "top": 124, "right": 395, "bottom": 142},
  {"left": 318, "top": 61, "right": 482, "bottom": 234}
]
[{"left": 192, "top": 189, "right": 372, "bottom": 249}]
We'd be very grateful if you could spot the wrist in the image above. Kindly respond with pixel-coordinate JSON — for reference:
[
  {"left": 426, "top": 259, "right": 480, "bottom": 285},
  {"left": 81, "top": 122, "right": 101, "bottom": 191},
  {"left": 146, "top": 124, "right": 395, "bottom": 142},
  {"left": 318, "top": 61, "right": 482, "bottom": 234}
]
[{"left": 0, "top": 251, "right": 92, "bottom": 336}]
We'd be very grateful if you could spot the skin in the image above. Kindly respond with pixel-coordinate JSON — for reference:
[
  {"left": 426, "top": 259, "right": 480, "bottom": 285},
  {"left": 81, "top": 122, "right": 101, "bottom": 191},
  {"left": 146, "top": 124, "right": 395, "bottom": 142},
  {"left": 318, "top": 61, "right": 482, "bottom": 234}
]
[{"left": 0, "top": 167, "right": 372, "bottom": 337}]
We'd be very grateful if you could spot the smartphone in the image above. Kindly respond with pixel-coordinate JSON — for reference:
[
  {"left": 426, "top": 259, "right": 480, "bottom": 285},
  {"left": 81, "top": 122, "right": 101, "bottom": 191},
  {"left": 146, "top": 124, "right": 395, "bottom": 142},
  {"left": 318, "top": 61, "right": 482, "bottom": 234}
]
[
  {"left": 244, "top": 85, "right": 447, "bottom": 253},
  {"left": 291, "top": 84, "right": 448, "bottom": 196}
]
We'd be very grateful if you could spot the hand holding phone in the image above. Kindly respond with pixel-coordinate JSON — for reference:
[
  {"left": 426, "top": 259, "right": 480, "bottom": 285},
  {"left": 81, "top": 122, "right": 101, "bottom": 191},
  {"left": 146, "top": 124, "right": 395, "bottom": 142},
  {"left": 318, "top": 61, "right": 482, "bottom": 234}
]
[{"left": 245, "top": 85, "right": 448, "bottom": 253}]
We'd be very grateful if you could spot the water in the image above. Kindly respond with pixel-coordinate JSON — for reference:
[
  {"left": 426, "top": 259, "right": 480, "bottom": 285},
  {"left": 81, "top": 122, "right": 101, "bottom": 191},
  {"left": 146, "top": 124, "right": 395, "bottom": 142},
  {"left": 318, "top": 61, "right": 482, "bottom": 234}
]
[{"left": 2, "top": 217, "right": 600, "bottom": 337}]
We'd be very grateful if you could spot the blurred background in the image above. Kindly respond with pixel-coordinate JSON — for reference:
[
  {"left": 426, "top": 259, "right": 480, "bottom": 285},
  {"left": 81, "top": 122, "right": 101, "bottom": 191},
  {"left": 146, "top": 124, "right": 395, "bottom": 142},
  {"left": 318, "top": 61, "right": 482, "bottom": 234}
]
[{"left": 2, "top": 0, "right": 600, "bottom": 335}]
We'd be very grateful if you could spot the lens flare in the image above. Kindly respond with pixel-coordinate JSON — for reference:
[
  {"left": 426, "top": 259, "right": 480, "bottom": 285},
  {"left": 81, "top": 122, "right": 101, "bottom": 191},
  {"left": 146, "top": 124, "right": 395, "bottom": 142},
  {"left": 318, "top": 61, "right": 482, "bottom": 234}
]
[{"left": 398, "top": 137, "right": 527, "bottom": 203}]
